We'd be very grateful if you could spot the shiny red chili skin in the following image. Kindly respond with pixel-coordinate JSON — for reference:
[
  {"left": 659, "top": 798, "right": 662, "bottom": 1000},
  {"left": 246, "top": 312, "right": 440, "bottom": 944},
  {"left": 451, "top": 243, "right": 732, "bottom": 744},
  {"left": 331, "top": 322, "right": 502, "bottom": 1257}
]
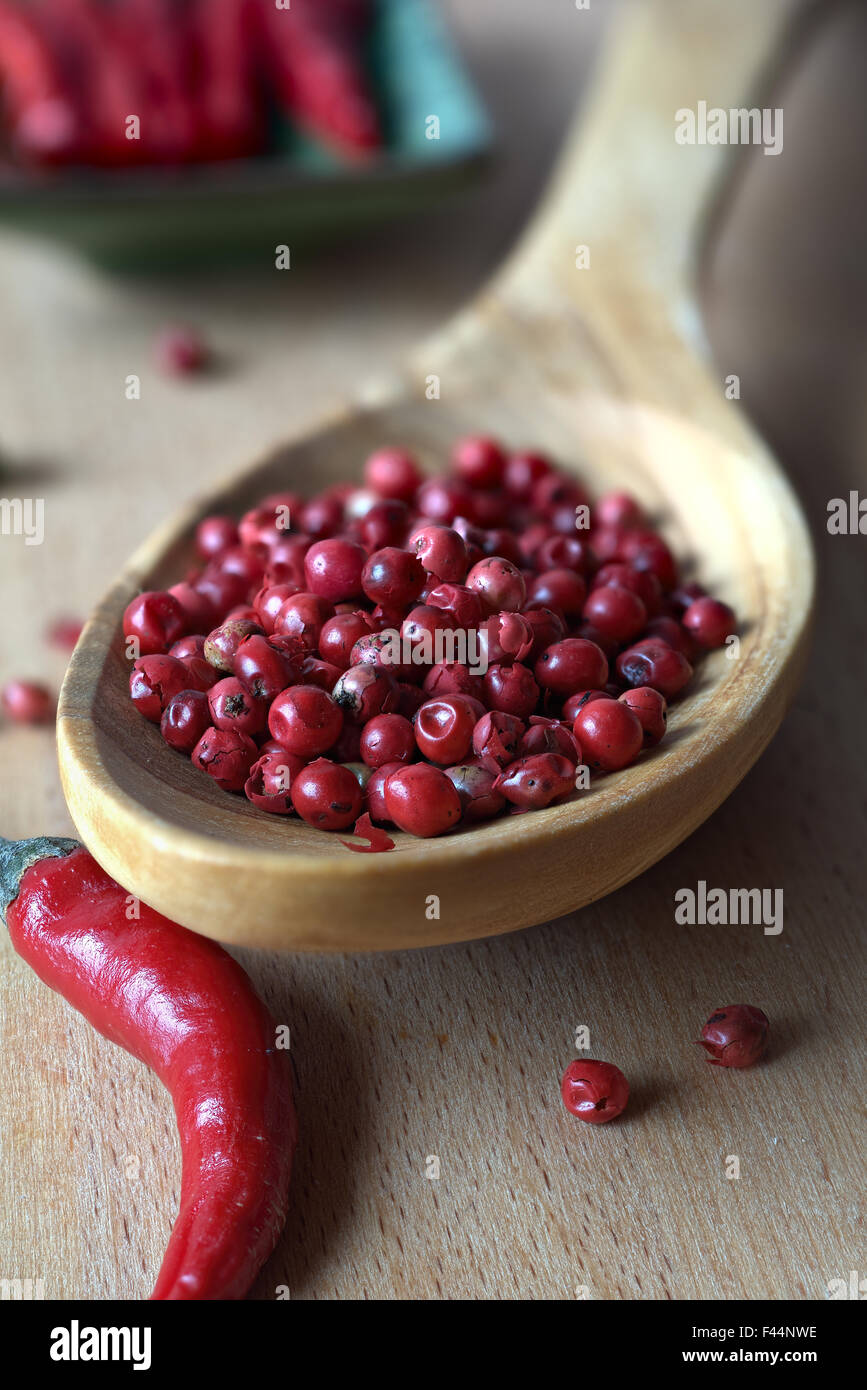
[
  {"left": 291, "top": 758, "right": 363, "bottom": 830},
  {"left": 696, "top": 1005, "right": 769, "bottom": 1068},
  {"left": 123, "top": 590, "right": 187, "bottom": 656},
  {"left": 573, "top": 698, "right": 643, "bottom": 772},
  {"left": 1, "top": 679, "right": 55, "bottom": 725},
  {"left": 360, "top": 713, "right": 416, "bottom": 768},
  {"left": 619, "top": 686, "right": 667, "bottom": 747},
  {"left": 130, "top": 655, "right": 196, "bottom": 722},
  {"left": 0, "top": 837, "right": 296, "bottom": 1300},
  {"left": 616, "top": 638, "right": 693, "bottom": 699},
  {"left": 494, "top": 754, "right": 575, "bottom": 809},
  {"left": 268, "top": 684, "right": 344, "bottom": 757},
  {"left": 160, "top": 689, "right": 212, "bottom": 753},
  {"left": 561, "top": 1059, "right": 629, "bottom": 1123},
  {"left": 191, "top": 727, "right": 258, "bottom": 792},
  {"left": 383, "top": 763, "right": 462, "bottom": 837},
  {"left": 414, "top": 695, "right": 478, "bottom": 765},
  {"left": 534, "top": 638, "right": 608, "bottom": 698}
]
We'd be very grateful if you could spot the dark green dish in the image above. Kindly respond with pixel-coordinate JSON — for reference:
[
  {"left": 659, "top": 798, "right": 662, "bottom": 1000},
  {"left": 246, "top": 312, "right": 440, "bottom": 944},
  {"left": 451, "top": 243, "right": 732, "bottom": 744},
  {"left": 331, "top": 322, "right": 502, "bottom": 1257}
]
[{"left": 0, "top": 0, "right": 491, "bottom": 270}]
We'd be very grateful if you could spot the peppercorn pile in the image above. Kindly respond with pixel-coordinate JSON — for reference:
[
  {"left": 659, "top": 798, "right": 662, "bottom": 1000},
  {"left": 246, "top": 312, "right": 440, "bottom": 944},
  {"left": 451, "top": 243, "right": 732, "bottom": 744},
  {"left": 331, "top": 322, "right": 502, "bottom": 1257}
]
[
  {"left": 0, "top": 0, "right": 379, "bottom": 171},
  {"left": 123, "top": 437, "right": 737, "bottom": 841}
]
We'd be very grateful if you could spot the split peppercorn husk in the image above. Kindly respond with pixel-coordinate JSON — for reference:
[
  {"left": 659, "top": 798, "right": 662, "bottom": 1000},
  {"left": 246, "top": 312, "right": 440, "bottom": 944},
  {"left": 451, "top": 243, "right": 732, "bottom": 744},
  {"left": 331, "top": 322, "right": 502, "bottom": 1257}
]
[
  {"left": 0, "top": 834, "right": 296, "bottom": 1300},
  {"left": 696, "top": 1005, "right": 769, "bottom": 1068}
]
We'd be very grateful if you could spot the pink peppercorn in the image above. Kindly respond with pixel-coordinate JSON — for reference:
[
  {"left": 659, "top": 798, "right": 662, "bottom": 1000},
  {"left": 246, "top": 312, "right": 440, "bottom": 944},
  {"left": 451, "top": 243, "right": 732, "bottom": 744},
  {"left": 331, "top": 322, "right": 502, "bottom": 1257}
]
[
  {"left": 682, "top": 597, "right": 736, "bottom": 650},
  {"left": 268, "top": 684, "right": 343, "bottom": 757},
  {"left": 191, "top": 727, "right": 257, "bottom": 792},
  {"left": 1, "top": 679, "right": 55, "bottom": 725},
  {"left": 472, "top": 711, "right": 525, "bottom": 770},
  {"left": 414, "top": 695, "right": 478, "bottom": 765},
  {"left": 195, "top": 514, "right": 238, "bottom": 559},
  {"left": 318, "top": 611, "right": 376, "bottom": 669},
  {"left": 444, "top": 763, "right": 506, "bottom": 823},
  {"left": 527, "top": 567, "right": 587, "bottom": 618},
  {"left": 412, "top": 524, "right": 468, "bottom": 584},
  {"left": 203, "top": 619, "right": 264, "bottom": 674},
  {"left": 518, "top": 718, "right": 581, "bottom": 765},
  {"left": 384, "top": 763, "right": 462, "bottom": 837},
  {"left": 304, "top": 538, "right": 367, "bottom": 603},
  {"left": 483, "top": 662, "right": 539, "bottom": 720},
  {"left": 160, "top": 689, "right": 212, "bottom": 752},
  {"left": 208, "top": 677, "right": 266, "bottom": 736},
  {"left": 616, "top": 638, "right": 693, "bottom": 699},
  {"left": 234, "top": 634, "right": 297, "bottom": 703},
  {"left": 422, "top": 662, "right": 486, "bottom": 704},
  {"left": 167, "top": 581, "right": 218, "bottom": 635},
  {"left": 244, "top": 750, "right": 305, "bottom": 814},
  {"left": 123, "top": 590, "right": 187, "bottom": 657},
  {"left": 362, "top": 547, "right": 425, "bottom": 608},
  {"left": 696, "top": 1005, "right": 769, "bottom": 1068},
  {"left": 274, "top": 592, "right": 334, "bottom": 646},
  {"left": 573, "top": 698, "right": 643, "bottom": 772},
  {"left": 451, "top": 435, "right": 505, "bottom": 489},
  {"left": 561, "top": 1060, "right": 629, "bottom": 1123},
  {"left": 619, "top": 687, "right": 667, "bottom": 747},
  {"left": 129, "top": 655, "right": 195, "bottom": 722},
  {"left": 291, "top": 758, "right": 363, "bottom": 830},
  {"left": 332, "top": 665, "right": 399, "bottom": 724},
  {"left": 465, "top": 556, "right": 527, "bottom": 613},
  {"left": 360, "top": 713, "right": 416, "bottom": 768},
  {"left": 534, "top": 638, "right": 608, "bottom": 698},
  {"left": 425, "top": 582, "right": 484, "bottom": 628},
  {"left": 366, "top": 761, "right": 405, "bottom": 823},
  {"left": 481, "top": 612, "right": 534, "bottom": 666},
  {"left": 581, "top": 585, "right": 647, "bottom": 644},
  {"left": 363, "top": 447, "right": 422, "bottom": 502},
  {"left": 494, "top": 753, "right": 575, "bottom": 809}
]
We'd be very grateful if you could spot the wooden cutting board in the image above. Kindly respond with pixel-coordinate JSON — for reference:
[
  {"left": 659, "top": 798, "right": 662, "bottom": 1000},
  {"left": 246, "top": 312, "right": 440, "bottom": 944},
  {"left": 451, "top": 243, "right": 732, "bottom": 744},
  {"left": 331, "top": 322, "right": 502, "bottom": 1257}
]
[{"left": 0, "top": 0, "right": 863, "bottom": 1299}]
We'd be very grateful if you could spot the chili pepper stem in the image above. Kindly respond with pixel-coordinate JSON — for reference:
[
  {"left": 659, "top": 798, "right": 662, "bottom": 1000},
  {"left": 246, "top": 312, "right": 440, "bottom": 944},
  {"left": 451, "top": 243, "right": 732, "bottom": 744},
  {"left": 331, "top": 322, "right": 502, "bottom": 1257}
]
[{"left": 0, "top": 835, "right": 79, "bottom": 924}]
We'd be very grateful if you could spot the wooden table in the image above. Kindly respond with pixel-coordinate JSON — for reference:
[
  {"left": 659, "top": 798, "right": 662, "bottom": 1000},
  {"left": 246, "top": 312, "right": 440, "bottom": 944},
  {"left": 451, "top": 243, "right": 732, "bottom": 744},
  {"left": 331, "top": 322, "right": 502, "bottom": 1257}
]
[{"left": 0, "top": 0, "right": 863, "bottom": 1299}]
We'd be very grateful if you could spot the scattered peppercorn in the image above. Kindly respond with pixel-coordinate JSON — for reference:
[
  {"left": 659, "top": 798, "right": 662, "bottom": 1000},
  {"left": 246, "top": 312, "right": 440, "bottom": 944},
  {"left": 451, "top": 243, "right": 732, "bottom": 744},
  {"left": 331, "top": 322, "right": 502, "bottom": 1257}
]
[
  {"left": 696, "top": 1005, "right": 769, "bottom": 1068},
  {"left": 561, "top": 1059, "right": 630, "bottom": 1124}
]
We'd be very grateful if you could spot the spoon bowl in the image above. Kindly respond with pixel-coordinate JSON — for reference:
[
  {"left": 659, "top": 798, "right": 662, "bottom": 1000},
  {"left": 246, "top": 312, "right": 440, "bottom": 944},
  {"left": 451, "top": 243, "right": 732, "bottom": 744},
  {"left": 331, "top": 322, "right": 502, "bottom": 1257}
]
[{"left": 57, "top": 0, "right": 815, "bottom": 951}]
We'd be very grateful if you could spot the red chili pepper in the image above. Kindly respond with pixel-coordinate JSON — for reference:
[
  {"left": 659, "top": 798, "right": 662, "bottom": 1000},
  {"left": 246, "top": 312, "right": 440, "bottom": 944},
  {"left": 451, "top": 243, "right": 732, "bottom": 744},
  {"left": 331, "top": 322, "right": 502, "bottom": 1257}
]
[
  {"left": 0, "top": 1, "right": 83, "bottom": 164},
  {"left": 0, "top": 834, "right": 296, "bottom": 1301},
  {"left": 252, "top": 0, "right": 381, "bottom": 158}
]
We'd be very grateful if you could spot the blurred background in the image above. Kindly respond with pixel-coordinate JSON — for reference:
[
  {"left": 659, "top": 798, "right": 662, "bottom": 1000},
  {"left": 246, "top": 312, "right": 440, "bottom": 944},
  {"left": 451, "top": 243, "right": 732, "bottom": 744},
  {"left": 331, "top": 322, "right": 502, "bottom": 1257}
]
[{"left": 0, "top": 0, "right": 865, "bottom": 1300}]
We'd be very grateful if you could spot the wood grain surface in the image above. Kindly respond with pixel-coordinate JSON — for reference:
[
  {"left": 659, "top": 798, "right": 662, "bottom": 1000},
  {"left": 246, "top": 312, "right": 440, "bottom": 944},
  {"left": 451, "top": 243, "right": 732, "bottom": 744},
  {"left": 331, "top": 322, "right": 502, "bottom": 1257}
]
[{"left": 0, "top": 0, "right": 864, "bottom": 1300}]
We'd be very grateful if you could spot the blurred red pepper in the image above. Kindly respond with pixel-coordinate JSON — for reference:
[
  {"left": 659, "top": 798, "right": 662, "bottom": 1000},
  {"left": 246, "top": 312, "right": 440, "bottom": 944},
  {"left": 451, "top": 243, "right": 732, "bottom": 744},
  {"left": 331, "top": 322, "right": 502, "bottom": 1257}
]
[{"left": 0, "top": 834, "right": 296, "bottom": 1300}]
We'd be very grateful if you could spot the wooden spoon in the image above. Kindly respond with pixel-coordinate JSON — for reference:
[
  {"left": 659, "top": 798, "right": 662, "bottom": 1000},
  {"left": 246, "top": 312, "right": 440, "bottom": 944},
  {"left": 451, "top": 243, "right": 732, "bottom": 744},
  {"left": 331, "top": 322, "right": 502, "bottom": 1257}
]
[{"left": 58, "top": 0, "right": 815, "bottom": 951}]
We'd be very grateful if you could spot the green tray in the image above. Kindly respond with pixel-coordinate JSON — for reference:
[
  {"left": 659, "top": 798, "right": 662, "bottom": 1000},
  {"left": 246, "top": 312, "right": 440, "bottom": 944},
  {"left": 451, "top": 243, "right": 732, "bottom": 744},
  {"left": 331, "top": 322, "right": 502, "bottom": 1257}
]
[{"left": 0, "top": 0, "right": 491, "bottom": 269}]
